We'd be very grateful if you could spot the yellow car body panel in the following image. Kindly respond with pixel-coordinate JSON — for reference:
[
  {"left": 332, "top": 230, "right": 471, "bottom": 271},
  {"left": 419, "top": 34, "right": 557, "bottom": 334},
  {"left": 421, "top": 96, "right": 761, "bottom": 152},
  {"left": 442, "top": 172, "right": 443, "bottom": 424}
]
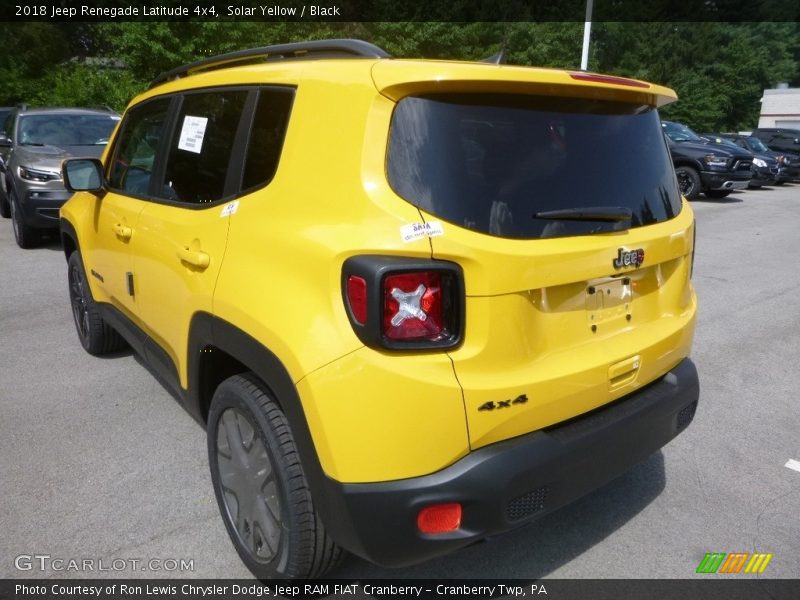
[
  {"left": 128, "top": 200, "right": 230, "bottom": 388},
  {"left": 297, "top": 349, "right": 467, "bottom": 482}
]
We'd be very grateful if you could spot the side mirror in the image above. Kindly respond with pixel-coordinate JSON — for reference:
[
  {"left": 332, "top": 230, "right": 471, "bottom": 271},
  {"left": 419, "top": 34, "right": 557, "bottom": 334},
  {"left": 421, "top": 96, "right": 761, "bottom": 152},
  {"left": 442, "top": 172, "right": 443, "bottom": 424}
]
[
  {"left": 63, "top": 158, "right": 105, "bottom": 193},
  {"left": 0, "top": 134, "right": 11, "bottom": 147}
]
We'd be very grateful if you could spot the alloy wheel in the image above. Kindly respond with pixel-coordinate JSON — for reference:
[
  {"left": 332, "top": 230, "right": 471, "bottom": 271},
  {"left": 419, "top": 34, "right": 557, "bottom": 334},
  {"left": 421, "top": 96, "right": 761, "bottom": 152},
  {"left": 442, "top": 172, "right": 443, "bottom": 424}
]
[
  {"left": 68, "top": 263, "right": 90, "bottom": 340},
  {"left": 215, "top": 408, "right": 282, "bottom": 562}
]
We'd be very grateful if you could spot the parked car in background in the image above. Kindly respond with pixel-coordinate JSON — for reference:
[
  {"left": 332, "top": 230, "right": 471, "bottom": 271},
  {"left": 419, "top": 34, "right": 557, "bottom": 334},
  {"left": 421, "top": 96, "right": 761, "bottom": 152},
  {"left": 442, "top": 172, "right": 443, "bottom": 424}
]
[
  {"left": 0, "top": 107, "right": 120, "bottom": 247},
  {"left": 706, "top": 133, "right": 797, "bottom": 184},
  {"left": 662, "top": 120, "right": 754, "bottom": 200},
  {"left": 752, "top": 127, "right": 800, "bottom": 156},
  {"left": 749, "top": 128, "right": 800, "bottom": 181},
  {"left": 701, "top": 134, "right": 780, "bottom": 188},
  {"left": 0, "top": 107, "right": 14, "bottom": 217}
]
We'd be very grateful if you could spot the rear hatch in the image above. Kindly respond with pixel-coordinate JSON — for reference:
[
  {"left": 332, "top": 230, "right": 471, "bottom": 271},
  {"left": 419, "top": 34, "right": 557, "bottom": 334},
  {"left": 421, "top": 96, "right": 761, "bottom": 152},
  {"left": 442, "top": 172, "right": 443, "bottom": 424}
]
[{"left": 378, "top": 62, "right": 697, "bottom": 449}]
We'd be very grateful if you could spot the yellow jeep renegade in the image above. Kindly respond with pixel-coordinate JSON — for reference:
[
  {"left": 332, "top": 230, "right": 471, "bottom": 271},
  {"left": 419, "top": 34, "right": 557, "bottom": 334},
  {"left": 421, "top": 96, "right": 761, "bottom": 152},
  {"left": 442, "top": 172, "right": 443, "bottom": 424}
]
[{"left": 60, "top": 39, "right": 699, "bottom": 578}]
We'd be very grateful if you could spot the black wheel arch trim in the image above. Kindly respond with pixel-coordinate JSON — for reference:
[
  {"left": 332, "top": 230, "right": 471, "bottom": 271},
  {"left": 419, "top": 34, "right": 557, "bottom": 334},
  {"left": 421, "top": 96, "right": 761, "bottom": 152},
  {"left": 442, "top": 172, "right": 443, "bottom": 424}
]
[
  {"left": 60, "top": 217, "right": 80, "bottom": 260},
  {"left": 672, "top": 159, "right": 703, "bottom": 172},
  {"left": 186, "top": 313, "right": 341, "bottom": 535}
]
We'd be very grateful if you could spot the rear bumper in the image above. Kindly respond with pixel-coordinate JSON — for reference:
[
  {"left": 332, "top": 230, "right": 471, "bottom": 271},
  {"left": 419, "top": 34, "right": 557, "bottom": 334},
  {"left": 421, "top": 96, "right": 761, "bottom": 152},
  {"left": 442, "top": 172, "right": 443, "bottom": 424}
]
[{"left": 319, "top": 357, "right": 699, "bottom": 567}]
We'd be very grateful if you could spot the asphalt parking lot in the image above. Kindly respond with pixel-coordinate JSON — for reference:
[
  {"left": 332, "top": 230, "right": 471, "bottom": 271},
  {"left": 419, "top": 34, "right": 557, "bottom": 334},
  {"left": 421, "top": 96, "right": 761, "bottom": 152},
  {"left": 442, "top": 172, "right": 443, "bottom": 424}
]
[{"left": 1, "top": 185, "right": 799, "bottom": 581}]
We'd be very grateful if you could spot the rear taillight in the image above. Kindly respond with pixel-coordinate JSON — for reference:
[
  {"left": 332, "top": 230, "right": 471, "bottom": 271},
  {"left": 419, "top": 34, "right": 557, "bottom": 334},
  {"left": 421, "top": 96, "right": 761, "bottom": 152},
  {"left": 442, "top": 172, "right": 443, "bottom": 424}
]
[
  {"left": 342, "top": 256, "right": 464, "bottom": 350},
  {"left": 346, "top": 276, "right": 368, "bottom": 324},
  {"left": 383, "top": 272, "right": 446, "bottom": 341}
]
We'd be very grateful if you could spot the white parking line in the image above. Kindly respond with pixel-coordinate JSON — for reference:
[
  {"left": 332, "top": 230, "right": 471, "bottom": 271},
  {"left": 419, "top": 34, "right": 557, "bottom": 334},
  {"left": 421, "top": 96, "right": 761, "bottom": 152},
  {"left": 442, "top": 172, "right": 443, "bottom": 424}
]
[{"left": 785, "top": 459, "right": 800, "bottom": 473}]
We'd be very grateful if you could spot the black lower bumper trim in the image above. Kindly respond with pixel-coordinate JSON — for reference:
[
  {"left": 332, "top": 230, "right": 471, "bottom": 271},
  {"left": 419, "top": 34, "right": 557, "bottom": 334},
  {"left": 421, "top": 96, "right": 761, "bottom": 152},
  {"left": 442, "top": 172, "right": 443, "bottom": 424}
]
[
  {"left": 318, "top": 358, "right": 700, "bottom": 567},
  {"left": 21, "top": 190, "right": 71, "bottom": 227}
]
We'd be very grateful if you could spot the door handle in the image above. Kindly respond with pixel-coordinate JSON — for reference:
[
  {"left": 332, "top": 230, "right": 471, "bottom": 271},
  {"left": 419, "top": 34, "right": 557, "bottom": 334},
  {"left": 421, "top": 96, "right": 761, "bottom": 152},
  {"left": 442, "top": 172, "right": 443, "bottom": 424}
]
[
  {"left": 112, "top": 223, "right": 132, "bottom": 240},
  {"left": 177, "top": 245, "right": 210, "bottom": 269}
]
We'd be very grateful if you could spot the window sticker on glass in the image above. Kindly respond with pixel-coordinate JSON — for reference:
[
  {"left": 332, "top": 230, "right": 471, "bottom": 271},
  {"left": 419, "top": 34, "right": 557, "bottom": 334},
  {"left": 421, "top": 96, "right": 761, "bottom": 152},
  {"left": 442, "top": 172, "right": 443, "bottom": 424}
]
[{"left": 178, "top": 115, "right": 208, "bottom": 154}]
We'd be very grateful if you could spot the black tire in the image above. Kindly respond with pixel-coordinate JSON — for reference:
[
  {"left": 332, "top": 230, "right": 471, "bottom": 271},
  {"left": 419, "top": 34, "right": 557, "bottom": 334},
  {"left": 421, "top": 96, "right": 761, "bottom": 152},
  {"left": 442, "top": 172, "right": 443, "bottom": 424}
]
[
  {"left": 9, "top": 189, "right": 41, "bottom": 248},
  {"left": 675, "top": 166, "right": 701, "bottom": 200},
  {"left": 0, "top": 179, "right": 9, "bottom": 218},
  {"left": 67, "top": 251, "right": 127, "bottom": 355},
  {"left": 208, "top": 373, "right": 343, "bottom": 579},
  {"left": 0, "top": 191, "right": 9, "bottom": 218},
  {"left": 704, "top": 190, "right": 731, "bottom": 199}
]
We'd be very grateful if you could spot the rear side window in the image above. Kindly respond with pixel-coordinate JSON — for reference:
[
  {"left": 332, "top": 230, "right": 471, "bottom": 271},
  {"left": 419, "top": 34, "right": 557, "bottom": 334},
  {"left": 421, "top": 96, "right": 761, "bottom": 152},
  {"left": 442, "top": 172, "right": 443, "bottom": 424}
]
[
  {"left": 163, "top": 91, "right": 248, "bottom": 204},
  {"left": 387, "top": 94, "right": 682, "bottom": 239},
  {"left": 242, "top": 88, "right": 294, "bottom": 192},
  {"left": 109, "top": 98, "right": 171, "bottom": 196}
]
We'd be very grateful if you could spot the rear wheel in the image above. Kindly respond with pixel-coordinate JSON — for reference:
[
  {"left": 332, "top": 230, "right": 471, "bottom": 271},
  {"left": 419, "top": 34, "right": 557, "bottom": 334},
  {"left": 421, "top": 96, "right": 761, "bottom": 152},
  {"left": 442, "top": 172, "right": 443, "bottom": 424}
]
[
  {"left": 705, "top": 190, "right": 731, "bottom": 199},
  {"left": 67, "top": 251, "right": 127, "bottom": 355},
  {"left": 10, "top": 190, "right": 40, "bottom": 248},
  {"left": 208, "top": 373, "right": 343, "bottom": 579},
  {"left": 674, "top": 166, "right": 701, "bottom": 200}
]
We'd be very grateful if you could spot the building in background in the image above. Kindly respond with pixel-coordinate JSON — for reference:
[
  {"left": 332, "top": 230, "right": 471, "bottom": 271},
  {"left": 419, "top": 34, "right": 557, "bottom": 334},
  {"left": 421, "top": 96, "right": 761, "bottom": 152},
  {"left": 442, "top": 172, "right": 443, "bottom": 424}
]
[{"left": 759, "top": 85, "right": 800, "bottom": 129}]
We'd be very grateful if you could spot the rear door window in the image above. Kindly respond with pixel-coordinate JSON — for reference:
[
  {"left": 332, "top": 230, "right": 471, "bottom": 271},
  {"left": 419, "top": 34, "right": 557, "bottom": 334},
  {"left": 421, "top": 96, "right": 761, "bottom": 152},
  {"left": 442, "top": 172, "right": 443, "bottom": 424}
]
[
  {"left": 387, "top": 94, "right": 682, "bottom": 239},
  {"left": 163, "top": 90, "right": 249, "bottom": 205}
]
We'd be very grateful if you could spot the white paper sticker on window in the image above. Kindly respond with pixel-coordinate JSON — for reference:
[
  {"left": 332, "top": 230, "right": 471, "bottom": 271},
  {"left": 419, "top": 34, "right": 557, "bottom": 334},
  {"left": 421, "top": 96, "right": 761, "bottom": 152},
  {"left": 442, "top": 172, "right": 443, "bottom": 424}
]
[
  {"left": 177, "top": 115, "right": 208, "bottom": 154},
  {"left": 400, "top": 221, "right": 444, "bottom": 243}
]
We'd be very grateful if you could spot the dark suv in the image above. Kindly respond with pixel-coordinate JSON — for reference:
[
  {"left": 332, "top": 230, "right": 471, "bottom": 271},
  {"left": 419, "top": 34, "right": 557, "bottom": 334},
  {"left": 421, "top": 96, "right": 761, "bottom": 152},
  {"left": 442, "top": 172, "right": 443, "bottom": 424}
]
[
  {"left": 752, "top": 127, "right": 800, "bottom": 154},
  {"left": 708, "top": 133, "right": 796, "bottom": 184},
  {"left": 662, "top": 120, "right": 753, "bottom": 200},
  {"left": 0, "top": 107, "right": 119, "bottom": 247},
  {"left": 751, "top": 128, "right": 800, "bottom": 179},
  {"left": 701, "top": 134, "right": 781, "bottom": 187}
]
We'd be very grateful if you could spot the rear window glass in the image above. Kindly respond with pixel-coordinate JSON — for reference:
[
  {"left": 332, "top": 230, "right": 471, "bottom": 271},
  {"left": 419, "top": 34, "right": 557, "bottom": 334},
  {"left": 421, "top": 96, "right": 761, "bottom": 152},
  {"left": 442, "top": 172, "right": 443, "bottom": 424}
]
[{"left": 387, "top": 94, "right": 682, "bottom": 239}]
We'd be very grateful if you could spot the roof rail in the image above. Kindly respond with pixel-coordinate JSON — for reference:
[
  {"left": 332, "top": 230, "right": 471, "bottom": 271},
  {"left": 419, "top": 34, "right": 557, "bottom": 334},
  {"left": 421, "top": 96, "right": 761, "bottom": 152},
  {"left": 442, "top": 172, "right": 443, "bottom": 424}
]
[{"left": 149, "top": 39, "right": 391, "bottom": 89}]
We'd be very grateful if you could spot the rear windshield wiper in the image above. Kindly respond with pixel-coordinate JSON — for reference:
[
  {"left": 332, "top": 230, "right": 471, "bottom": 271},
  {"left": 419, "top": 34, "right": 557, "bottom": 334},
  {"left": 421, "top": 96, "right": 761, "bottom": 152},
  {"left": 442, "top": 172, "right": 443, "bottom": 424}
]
[{"left": 533, "top": 207, "right": 632, "bottom": 222}]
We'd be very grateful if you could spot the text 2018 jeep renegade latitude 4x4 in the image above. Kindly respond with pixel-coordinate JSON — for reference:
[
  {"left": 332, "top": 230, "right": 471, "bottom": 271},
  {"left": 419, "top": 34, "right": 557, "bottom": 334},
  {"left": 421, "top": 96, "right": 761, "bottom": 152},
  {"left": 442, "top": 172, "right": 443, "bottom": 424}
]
[{"left": 60, "top": 40, "right": 699, "bottom": 578}]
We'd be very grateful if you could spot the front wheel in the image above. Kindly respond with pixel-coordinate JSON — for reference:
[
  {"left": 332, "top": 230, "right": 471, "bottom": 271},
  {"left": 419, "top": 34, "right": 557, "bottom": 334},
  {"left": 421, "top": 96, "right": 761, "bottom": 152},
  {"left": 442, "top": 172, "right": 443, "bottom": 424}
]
[
  {"left": 0, "top": 188, "right": 9, "bottom": 218},
  {"left": 67, "top": 251, "right": 127, "bottom": 355},
  {"left": 9, "top": 190, "right": 40, "bottom": 248},
  {"left": 208, "top": 373, "right": 343, "bottom": 579},
  {"left": 674, "top": 166, "right": 701, "bottom": 201}
]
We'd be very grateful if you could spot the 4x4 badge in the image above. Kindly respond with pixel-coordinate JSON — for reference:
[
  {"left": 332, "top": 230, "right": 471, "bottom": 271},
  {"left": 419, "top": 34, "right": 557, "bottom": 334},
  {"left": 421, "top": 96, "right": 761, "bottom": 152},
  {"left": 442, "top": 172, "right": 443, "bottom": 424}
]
[
  {"left": 478, "top": 394, "right": 528, "bottom": 412},
  {"left": 613, "top": 248, "right": 645, "bottom": 269}
]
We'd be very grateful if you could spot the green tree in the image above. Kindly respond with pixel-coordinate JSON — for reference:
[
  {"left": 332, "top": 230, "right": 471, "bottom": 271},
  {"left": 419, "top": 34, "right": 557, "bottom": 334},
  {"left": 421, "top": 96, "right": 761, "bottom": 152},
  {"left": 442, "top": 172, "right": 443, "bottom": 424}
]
[
  {"left": 593, "top": 22, "right": 799, "bottom": 131},
  {"left": 0, "top": 21, "right": 797, "bottom": 132}
]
